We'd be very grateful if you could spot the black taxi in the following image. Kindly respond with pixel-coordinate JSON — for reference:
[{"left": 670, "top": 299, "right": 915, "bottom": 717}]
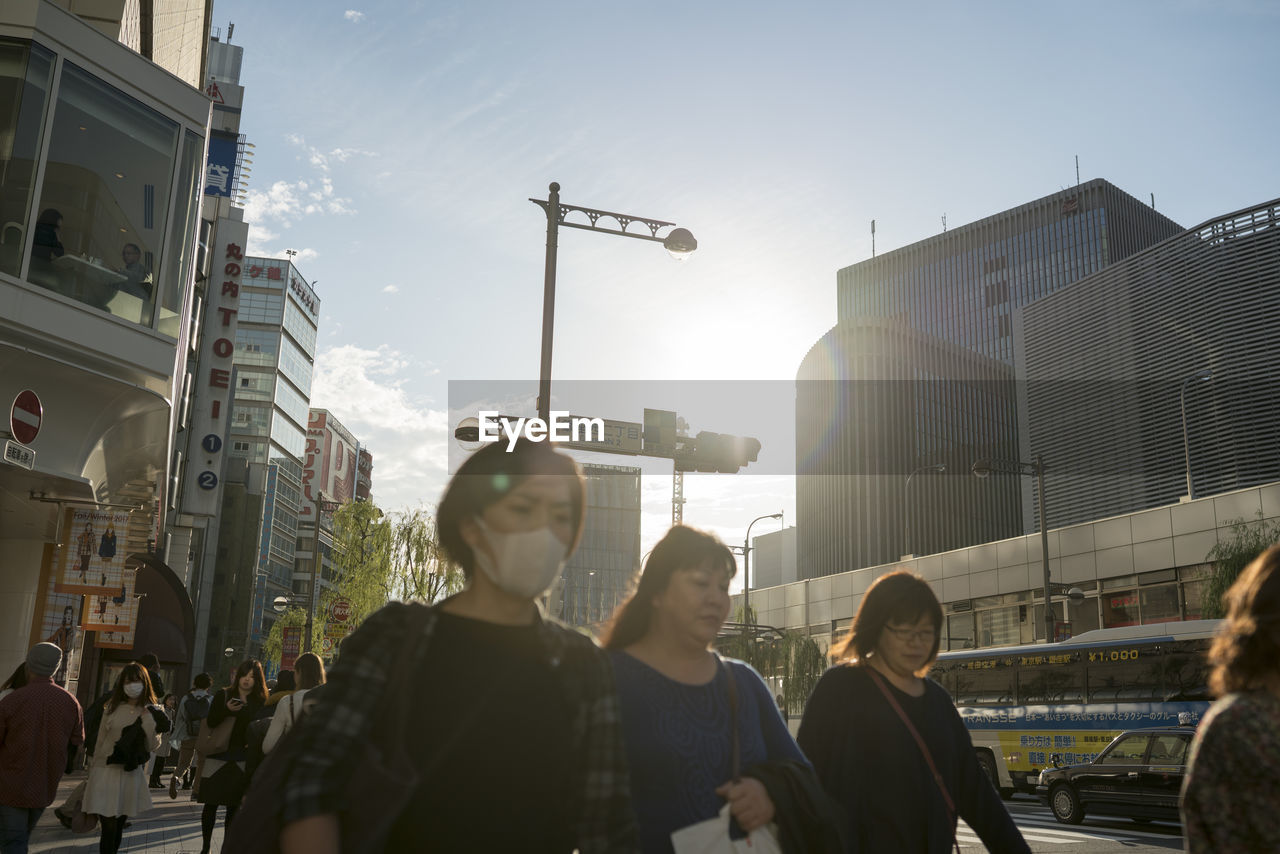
[{"left": 1036, "top": 727, "right": 1194, "bottom": 825}]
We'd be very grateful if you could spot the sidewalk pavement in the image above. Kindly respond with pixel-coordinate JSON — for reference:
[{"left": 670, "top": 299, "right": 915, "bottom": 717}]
[{"left": 29, "top": 771, "right": 224, "bottom": 854}]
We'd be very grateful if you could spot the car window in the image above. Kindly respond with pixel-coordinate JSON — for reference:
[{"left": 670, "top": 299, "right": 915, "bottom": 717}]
[
  {"left": 1147, "top": 734, "right": 1189, "bottom": 765},
  {"left": 1100, "top": 734, "right": 1149, "bottom": 764}
]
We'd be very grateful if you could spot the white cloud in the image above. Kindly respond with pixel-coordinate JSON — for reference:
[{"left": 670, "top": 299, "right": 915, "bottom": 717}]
[
  {"left": 344, "top": 10, "right": 366, "bottom": 23},
  {"left": 309, "top": 345, "right": 449, "bottom": 512},
  {"left": 381, "top": 284, "right": 399, "bottom": 294}
]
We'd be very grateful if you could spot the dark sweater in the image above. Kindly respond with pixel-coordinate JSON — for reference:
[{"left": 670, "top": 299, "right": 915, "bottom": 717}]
[{"left": 797, "top": 664, "right": 1029, "bottom": 854}]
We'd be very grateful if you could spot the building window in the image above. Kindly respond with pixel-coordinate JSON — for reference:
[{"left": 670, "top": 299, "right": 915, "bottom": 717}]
[
  {"left": 232, "top": 441, "right": 250, "bottom": 451},
  {"left": 0, "top": 39, "right": 54, "bottom": 280},
  {"left": 30, "top": 61, "right": 180, "bottom": 326}
]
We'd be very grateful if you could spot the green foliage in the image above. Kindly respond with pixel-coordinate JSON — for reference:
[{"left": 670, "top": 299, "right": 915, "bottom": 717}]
[
  {"left": 1203, "top": 514, "right": 1280, "bottom": 619},
  {"left": 261, "top": 607, "right": 320, "bottom": 665},
  {"left": 717, "top": 605, "right": 827, "bottom": 718},
  {"left": 327, "top": 501, "right": 464, "bottom": 635}
]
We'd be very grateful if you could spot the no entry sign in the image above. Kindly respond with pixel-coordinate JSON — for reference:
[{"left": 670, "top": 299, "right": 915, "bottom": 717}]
[{"left": 10, "top": 390, "right": 41, "bottom": 445}]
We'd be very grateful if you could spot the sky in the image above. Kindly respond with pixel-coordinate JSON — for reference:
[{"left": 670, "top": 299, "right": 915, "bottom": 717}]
[{"left": 210, "top": 0, "right": 1280, "bottom": 588}]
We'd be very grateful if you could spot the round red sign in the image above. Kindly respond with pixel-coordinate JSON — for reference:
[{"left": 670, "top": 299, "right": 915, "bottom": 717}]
[
  {"left": 10, "top": 390, "right": 41, "bottom": 445},
  {"left": 330, "top": 598, "right": 351, "bottom": 622}
]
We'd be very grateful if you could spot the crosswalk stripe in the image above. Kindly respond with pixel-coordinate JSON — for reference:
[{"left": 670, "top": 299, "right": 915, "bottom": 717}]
[
  {"left": 1008, "top": 815, "right": 1184, "bottom": 841},
  {"left": 959, "top": 823, "right": 1137, "bottom": 844}
]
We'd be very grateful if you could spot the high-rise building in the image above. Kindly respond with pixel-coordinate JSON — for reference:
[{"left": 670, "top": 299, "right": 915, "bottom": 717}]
[
  {"left": 297, "top": 409, "right": 371, "bottom": 633},
  {"left": 1020, "top": 197, "right": 1280, "bottom": 528},
  {"left": 797, "top": 180, "right": 1184, "bottom": 578},
  {"left": 556, "top": 463, "right": 642, "bottom": 629}
]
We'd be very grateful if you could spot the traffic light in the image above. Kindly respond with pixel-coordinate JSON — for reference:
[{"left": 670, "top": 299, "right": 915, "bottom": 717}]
[{"left": 692, "top": 431, "right": 761, "bottom": 473}]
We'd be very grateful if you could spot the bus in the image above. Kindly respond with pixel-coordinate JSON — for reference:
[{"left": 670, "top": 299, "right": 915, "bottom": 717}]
[{"left": 930, "top": 620, "right": 1219, "bottom": 797}]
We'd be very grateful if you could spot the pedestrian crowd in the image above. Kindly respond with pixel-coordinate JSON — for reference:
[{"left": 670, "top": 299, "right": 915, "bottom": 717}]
[{"left": 1, "top": 438, "right": 1276, "bottom": 853}]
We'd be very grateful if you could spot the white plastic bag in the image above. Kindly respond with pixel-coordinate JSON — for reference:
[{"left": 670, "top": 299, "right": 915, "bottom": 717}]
[{"left": 670, "top": 804, "right": 782, "bottom": 854}]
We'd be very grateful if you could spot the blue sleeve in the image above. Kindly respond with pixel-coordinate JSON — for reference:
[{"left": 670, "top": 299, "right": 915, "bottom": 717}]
[{"left": 733, "top": 661, "right": 808, "bottom": 766}]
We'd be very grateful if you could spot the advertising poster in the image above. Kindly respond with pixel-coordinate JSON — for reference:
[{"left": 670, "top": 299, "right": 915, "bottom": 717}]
[
  {"left": 82, "top": 563, "right": 139, "bottom": 650},
  {"left": 56, "top": 507, "right": 132, "bottom": 595},
  {"left": 32, "top": 545, "right": 83, "bottom": 687}
]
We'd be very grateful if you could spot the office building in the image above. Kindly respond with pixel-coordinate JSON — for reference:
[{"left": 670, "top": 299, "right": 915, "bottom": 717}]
[
  {"left": 197, "top": 254, "right": 320, "bottom": 672},
  {"left": 556, "top": 463, "right": 642, "bottom": 629},
  {"left": 1020, "top": 197, "right": 1280, "bottom": 528},
  {"left": 797, "top": 180, "right": 1184, "bottom": 578},
  {"left": 750, "top": 526, "right": 798, "bottom": 590}
]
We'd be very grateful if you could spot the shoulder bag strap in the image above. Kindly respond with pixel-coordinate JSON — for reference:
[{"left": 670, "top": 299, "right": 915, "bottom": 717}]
[
  {"left": 288, "top": 693, "right": 298, "bottom": 727},
  {"left": 866, "top": 666, "right": 962, "bottom": 854},
  {"left": 717, "top": 655, "right": 740, "bottom": 781}
]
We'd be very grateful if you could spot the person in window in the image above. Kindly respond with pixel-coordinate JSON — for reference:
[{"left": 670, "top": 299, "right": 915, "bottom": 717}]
[
  {"left": 116, "top": 244, "right": 152, "bottom": 300},
  {"left": 271, "top": 438, "right": 639, "bottom": 854},
  {"left": 31, "top": 208, "right": 64, "bottom": 262},
  {"left": 1181, "top": 544, "right": 1280, "bottom": 852},
  {"left": 798, "top": 570, "right": 1029, "bottom": 853}
]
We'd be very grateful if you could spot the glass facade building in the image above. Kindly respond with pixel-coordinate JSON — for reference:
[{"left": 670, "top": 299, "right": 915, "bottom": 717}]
[
  {"left": 798, "top": 180, "right": 1184, "bottom": 578},
  {"left": 556, "top": 464, "right": 642, "bottom": 628},
  {"left": 225, "top": 255, "right": 320, "bottom": 647}
]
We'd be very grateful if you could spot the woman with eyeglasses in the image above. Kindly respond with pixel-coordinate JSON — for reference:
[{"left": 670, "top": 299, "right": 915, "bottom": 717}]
[{"left": 797, "top": 570, "right": 1028, "bottom": 854}]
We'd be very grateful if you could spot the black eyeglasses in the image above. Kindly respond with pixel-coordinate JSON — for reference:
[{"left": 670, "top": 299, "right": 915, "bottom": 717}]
[{"left": 883, "top": 625, "right": 938, "bottom": 644}]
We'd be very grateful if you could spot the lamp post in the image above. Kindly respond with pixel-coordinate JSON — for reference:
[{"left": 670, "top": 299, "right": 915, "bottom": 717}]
[
  {"left": 741, "top": 512, "right": 784, "bottom": 648},
  {"left": 903, "top": 463, "right": 946, "bottom": 559},
  {"left": 531, "top": 182, "right": 696, "bottom": 421},
  {"left": 1180, "top": 369, "right": 1213, "bottom": 501},
  {"left": 972, "top": 455, "right": 1054, "bottom": 642}
]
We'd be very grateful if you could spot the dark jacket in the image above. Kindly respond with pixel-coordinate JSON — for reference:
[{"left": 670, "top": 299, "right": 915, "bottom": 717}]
[
  {"left": 745, "top": 759, "right": 846, "bottom": 854},
  {"left": 106, "top": 717, "right": 150, "bottom": 771},
  {"left": 83, "top": 691, "right": 113, "bottom": 758},
  {"left": 798, "top": 665, "right": 1030, "bottom": 854}
]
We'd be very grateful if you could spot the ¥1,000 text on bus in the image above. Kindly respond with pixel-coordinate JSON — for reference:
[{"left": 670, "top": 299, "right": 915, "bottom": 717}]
[{"left": 930, "top": 620, "right": 1217, "bottom": 796}]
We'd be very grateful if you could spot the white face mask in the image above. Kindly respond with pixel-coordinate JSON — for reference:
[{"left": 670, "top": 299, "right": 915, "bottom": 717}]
[
  {"left": 123, "top": 682, "right": 144, "bottom": 699},
  {"left": 472, "top": 516, "right": 567, "bottom": 600}
]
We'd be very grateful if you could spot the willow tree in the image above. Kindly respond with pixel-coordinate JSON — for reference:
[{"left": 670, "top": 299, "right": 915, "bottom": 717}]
[
  {"left": 717, "top": 605, "right": 827, "bottom": 718},
  {"left": 328, "top": 501, "right": 464, "bottom": 632},
  {"left": 1203, "top": 514, "right": 1280, "bottom": 618}
]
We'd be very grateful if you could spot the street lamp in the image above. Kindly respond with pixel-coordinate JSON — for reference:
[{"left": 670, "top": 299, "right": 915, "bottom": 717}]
[
  {"left": 903, "top": 463, "right": 946, "bottom": 559},
  {"left": 300, "top": 492, "right": 342, "bottom": 652},
  {"left": 741, "top": 512, "right": 784, "bottom": 647},
  {"left": 531, "top": 182, "right": 695, "bottom": 422},
  {"left": 972, "top": 455, "right": 1055, "bottom": 642},
  {"left": 1180, "top": 369, "right": 1213, "bottom": 501}
]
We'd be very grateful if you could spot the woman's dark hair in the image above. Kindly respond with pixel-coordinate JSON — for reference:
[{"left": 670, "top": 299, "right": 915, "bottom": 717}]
[
  {"left": 831, "top": 570, "right": 943, "bottom": 667},
  {"left": 603, "top": 525, "right": 736, "bottom": 650},
  {"left": 228, "top": 659, "right": 268, "bottom": 704},
  {"left": 2, "top": 662, "right": 27, "bottom": 692},
  {"left": 106, "top": 662, "right": 156, "bottom": 713},
  {"left": 274, "top": 670, "right": 296, "bottom": 692},
  {"left": 1208, "top": 544, "right": 1280, "bottom": 696},
  {"left": 295, "top": 652, "right": 326, "bottom": 690},
  {"left": 163, "top": 693, "right": 176, "bottom": 707},
  {"left": 437, "top": 438, "right": 586, "bottom": 578},
  {"left": 37, "top": 208, "right": 62, "bottom": 227}
]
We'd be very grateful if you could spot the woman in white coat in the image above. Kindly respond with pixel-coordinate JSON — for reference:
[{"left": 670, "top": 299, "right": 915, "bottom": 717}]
[{"left": 82, "top": 662, "right": 163, "bottom": 854}]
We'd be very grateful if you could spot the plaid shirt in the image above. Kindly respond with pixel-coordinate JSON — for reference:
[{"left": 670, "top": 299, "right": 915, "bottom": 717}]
[
  {"left": 0, "top": 676, "right": 84, "bottom": 807},
  {"left": 282, "top": 601, "right": 640, "bottom": 852}
]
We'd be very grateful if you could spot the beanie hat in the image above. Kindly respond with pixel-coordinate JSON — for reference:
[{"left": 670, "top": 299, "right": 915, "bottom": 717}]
[{"left": 27, "top": 642, "right": 63, "bottom": 677}]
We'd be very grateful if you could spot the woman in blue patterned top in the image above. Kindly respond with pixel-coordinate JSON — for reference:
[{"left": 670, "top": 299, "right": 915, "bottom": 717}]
[{"left": 604, "top": 525, "right": 807, "bottom": 853}]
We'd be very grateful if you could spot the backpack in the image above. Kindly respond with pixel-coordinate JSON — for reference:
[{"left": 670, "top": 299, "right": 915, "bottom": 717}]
[{"left": 183, "top": 692, "right": 211, "bottom": 731}]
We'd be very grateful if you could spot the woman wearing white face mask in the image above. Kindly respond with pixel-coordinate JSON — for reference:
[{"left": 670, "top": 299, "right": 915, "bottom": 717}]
[
  {"left": 82, "top": 661, "right": 163, "bottom": 854},
  {"left": 263, "top": 438, "right": 640, "bottom": 854}
]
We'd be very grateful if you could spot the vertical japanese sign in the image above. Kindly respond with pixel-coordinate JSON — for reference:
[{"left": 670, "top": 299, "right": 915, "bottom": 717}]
[
  {"left": 182, "top": 219, "right": 247, "bottom": 515},
  {"left": 56, "top": 508, "right": 132, "bottom": 594},
  {"left": 281, "top": 626, "right": 302, "bottom": 671}
]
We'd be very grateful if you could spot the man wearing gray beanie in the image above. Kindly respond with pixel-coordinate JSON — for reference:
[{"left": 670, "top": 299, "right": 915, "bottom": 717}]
[{"left": 0, "top": 643, "right": 84, "bottom": 854}]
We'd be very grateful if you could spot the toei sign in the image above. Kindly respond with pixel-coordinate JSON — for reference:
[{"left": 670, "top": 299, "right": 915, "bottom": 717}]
[{"left": 181, "top": 218, "right": 248, "bottom": 516}]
